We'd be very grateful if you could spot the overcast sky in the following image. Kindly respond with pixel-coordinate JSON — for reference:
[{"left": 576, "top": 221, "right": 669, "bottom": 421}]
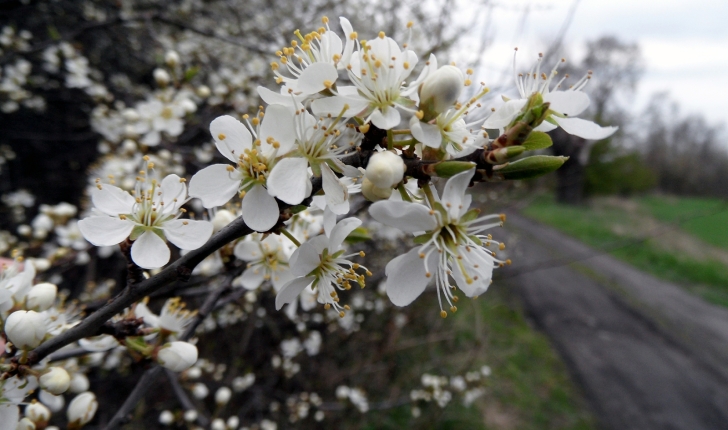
[{"left": 455, "top": 0, "right": 728, "bottom": 126}]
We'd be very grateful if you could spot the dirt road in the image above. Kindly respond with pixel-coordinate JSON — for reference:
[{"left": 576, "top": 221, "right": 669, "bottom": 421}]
[{"left": 498, "top": 211, "right": 728, "bottom": 430}]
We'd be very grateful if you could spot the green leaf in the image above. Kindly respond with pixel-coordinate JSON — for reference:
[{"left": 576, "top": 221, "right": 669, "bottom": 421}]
[
  {"left": 495, "top": 155, "right": 568, "bottom": 180},
  {"left": 344, "top": 227, "right": 371, "bottom": 244},
  {"left": 522, "top": 131, "right": 553, "bottom": 151}
]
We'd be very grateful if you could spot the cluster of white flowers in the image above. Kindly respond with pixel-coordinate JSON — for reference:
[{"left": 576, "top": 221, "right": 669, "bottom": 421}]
[{"left": 0, "top": 9, "right": 619, "bottom": 429}]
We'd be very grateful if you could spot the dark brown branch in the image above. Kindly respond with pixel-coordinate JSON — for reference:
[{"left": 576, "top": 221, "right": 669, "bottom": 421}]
[{"left": 104, "top": 366, "right": 164, "bottom": 430}]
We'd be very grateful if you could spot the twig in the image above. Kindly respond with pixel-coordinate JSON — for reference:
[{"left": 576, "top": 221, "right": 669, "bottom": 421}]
[
  {"left": 104, "top": 366, "right": 164, "bottom": 430},
  {"left": 166, "top": 368, "right": 211, "bottom": 427}
]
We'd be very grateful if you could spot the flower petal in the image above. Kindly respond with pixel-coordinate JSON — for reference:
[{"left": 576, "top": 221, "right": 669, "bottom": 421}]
[
  {"left": 289, "top": 241, "right": 321, "bottom": 277},
  {"left": 234, "top": 241, "right": 261, "bottom": 261},
  {"left": 339, "top": 17, "right": 355, "bottom": 67},
  {"left": 297, "top": 62, "right": 339, "bottom": 95},
  {"left": 370, "top": 106, "right": 401, "bottom": 130},
  {"left": 257, "top": 86, "right": 305, "bottom": 108},
  {"left": 158, "top": 174, "right": 187, "bottom": 213},
  {"left": 276, "top": 276, "right": 316, "bottom": 310},
  {"left": 452, "top": 247, "right": 494, "bottom": 297},
  {"left": 91, "top": 185, "right": 135, "bottom": 216},
  {"left": 267, "top": 158, "right": 311, "bottom": 205},
  {"left": 328, "top": 217, "right": 361, "bottom": 252},
  {"left": 441, "top": 167, "right": 475, "bottom": 215},
  {"left": 410, "top": 116, "right": 442, "bottom": 148},
  {"left": 78, "top": 216, "right": 134, "bottom": 246},
  {"left": 210, "top": 115, "right": 252, "bottom": 162},
  {"left": 242, "top": 184, "right": 279, "bottom": 232},
  {"left": 131, "top": 231, "right": 170, "bottom": 269},
  {"left": 553, "top": 117, "right": 618, "bottom": 140},
  {"left": 162, "top": 219, "right": 213, "bottom": 250},
  {"left": 544, "top": 91, "right": 590, "bottom": 116},
  {"left": 239, "top": 266, "right": 266, "bottom": 290},
  {"left": 369, "top": 201, "right": 437, "bottom": 233},
  {"left": 188, "top": 164, "right": 240, "bottom": 208},
  {"left": 483, "top": 99, "right": 526, "bottom": 129},
  {"left": 311, "top": 95, "right": 369, "bottom": 118},
  {"left": 271, "top": 268, "right": 295, "bottom": 292},
  {"left": 321, "top": 163, "right": 349, "bottom": 215},
  {"left": 385, "top": 247, "right": 436, "bottom": 306},
  {"left": 260, "top": 104, "right": 296, "bottom": 155}
]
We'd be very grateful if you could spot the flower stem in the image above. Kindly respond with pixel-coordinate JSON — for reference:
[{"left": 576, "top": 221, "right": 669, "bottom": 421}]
[
  {"left": 387, "top": 129, "right": 394, "bottom": 150},
  {"left": 397, "top": 184, "right": 412, "bottom": 202},
  {"left": 280, "top": 228, "right": 301, "bottom": 247},
  {"left": 422, "top": 183, "right": 437, "bottom": 207}
]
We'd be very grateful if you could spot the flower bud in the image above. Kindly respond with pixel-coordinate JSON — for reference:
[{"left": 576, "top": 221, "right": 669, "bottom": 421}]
[
  {"left": 69, "top": 373, "right": 89, "bottom": 393},
  {"left": 212, "top": 210, "right": 237, "bottom": 233},
  {"left": 365, "top": 151, "right": 405, "bottom": 189},
  {"left": 159, "top": 410, "right": 174, "bottom": 425},
  {"left": 215, "top": 386, "right": 232, "bottom": 405},
  {"left": 26, "top": 282, "right": 57, "bottom": 311},
  {"left": 25, "top": 401, "right": 51, "bottom": 424},
  {"left": 361, "top": 178, "right": 393, "bottom": 202},
  {"left": 157, "top": 341, "right": 198, "bottom": 372},
  {"left": 165, "top": 50, "right": 180, "bottom": 67},
  {"left": 39, "top": 367, "right": 71, "bottom": 395},
  {"left": 196, "top": 85, "right": 211, "bottom": 98},
  {"left": 121, "top": 108, "right": 140, "bottom": 122},
  {"left": 419, "top": 65, "right": 464, "bottom": 117},
  {"left": 67, "top": 392, "right": 98, "bottom": 428},
  {"left": 5, "top": 310, "right": 47, "bottom": 349},
  {"left": 38, "top": 390, "right": 64, "bottom": 412},
  {"left": 191, "top": 383, "right": 209, "bottom": 399},
  {"left": 16, "top": 418, "right": 35, "bottom": 430},
  {"left": 211, "top": 419, "right": 226, "bottom": 430},
  {"left": 153, "top": 68, "right": 171, "bottom": 86}
]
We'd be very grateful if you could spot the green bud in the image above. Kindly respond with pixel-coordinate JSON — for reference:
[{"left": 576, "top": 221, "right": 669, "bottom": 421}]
[
  {"left": 493, "top": 155, "right": 568, "bottom": 180},
  {"left": 487, "top": 146, "right": 526, "bottom": 164},
  {"left": 522, "top": 131, "right": 553, "bottom": 151},
  {"left": 433, "top": 161, "right": 476, "bottom": 178}
]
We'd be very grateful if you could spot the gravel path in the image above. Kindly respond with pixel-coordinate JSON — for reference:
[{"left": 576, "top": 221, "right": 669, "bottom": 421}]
[{"left": 498, "top": 211, "right": 728, "bottom": 430}]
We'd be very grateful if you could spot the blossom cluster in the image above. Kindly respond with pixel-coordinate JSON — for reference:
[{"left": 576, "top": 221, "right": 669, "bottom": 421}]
[{"left": 0, "top": 10, "right": 618, "bottom": 429}]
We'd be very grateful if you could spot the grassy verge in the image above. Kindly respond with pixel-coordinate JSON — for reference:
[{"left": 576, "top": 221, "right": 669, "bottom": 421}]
[
  {"left": 522, "top": 194, "right": 728, "bottom": 307},
  {"left": 369, "top": 286, "right": 596, "bottom": 430}
]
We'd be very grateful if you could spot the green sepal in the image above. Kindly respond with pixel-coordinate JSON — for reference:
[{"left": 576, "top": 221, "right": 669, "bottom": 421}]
[
  {"left": 468, "top": 235, "right": 483, "bottom": 246},
  {"left": 344, "top": 227, "right": 371, "bottom": 244},
  {"left": 494, "top": 155, "right": 568, "bottom": 180},
  {"left": 125, "top": 336, "right": 154, "bottom": 356},
  {"left": 433, "top": 161, "right": 476, "bottom": 178},
  {"left": 521, "top": 131, "right": 553, "bottom": 151},
  {"left": 184, "top": 66, "right": 200, "bottom": 81},
  {"left": 413, "top": 233, "right": 434, "bottom": 244},
  {"left": 290, "top": 205, "right": 309, "bottom": 215},
  {"left": 460, "top": 208, "right": 481, "bottom": 223}
]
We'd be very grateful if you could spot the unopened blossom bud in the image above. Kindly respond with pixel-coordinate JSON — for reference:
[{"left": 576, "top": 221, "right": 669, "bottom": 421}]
[
  {"left": 227, "top": 416, "right": 240, "bottom": 429},
  {"left": 153, "top": 68, "right": 171, "bottom": 86},
  {"left": 69, "top": 373, "right": 90, "bottom": 393},
  {"left": 25, "top": 401, "right": 51, "bottom": 424},
  {"left": 38, "top": 390, "right": 65, "bottom": 412},
  {"left": 16, "top": 417, "right": 35, "bottom": 430},
  {"left": 157, "top": 341, "right": 198, "bottom": 372},
  {"left": 212, "top": 210, "right": 237, "bottom": 233},
  {"left": 215, "top": 386, "right": 232, "bottom": 405},
  {"left": 191, "top": 383, "right": 209, "bottom": 399},
  {"left": 39, "top": 367, "right": 71, "bottom": 395},
  {"left": 196, "top": 85, "right": 211, "bottom": 98},
  {"left": 159, "top": 410, "right": 174, "bottom": 425},
  {"left": 365, "top": 151, "right": 405, "bottom": 189},
  {"left": 67, "top": 392, "right": 98, "bottom": 428},
  {"left": 361, "top": 177, "right": 393, "bottom": 202},
  {"left": 183, "top": 410, "right": 198, "bottom": 423},
  {"left": 121, "top": 108, "right": 140, "bottom": 122},
  {"left": 211, "top": 419, "right": 226, "bottom": 430},
  {"left": 5, "top": 310, "right": 47, "bottom": 349},
  {"left": 26, "top": 282, "right": 57, "bottom": 311},
  {"left": 165, "top": 50, "right": 180, "bottom": 67},
  {"left": 419, "top": 65, "right": 464, "bottom": 117}
]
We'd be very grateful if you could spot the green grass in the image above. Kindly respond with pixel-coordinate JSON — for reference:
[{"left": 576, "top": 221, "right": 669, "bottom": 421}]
[
  {"left": 372, "top": 286, "right": 597, "bottom": 430},
  {"left": 522, "top": 194, "right": 728, "bottom": 307},
  {"left": 638, "top": 195, "right": 728, "bottom": 250}
]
